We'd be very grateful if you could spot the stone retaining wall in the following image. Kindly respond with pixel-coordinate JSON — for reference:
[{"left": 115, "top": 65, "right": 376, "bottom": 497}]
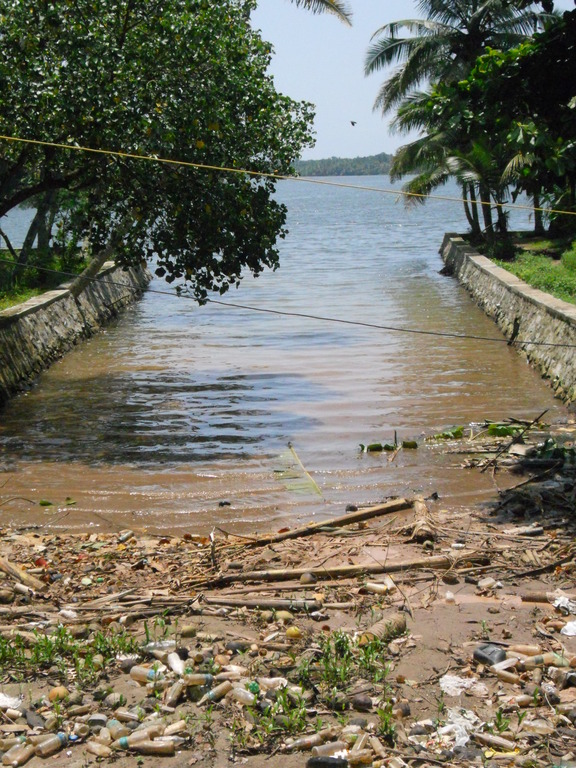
[
  {"left": 441, "top": 234, "right": 576, "bottom": 403},
  {"left": 0, "top": 262, "right": 151, "bottom": 406}
]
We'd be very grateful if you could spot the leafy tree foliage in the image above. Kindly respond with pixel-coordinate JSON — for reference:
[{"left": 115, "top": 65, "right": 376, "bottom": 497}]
[
  {"left": 0, "top": 0, "right": 315, "bottom": 300},
  {"left": 395, "top": 8, "right": 576, "bottom": 237},
  {"left": 365, "top": 0, "right": 552, "bottom": 116}
]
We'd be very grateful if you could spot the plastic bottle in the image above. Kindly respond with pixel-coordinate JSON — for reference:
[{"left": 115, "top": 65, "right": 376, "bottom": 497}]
[
  {"left": 183, "top": 673, "right": 214, "bottom": 687},
  {"left": 163, "top": 720, "right": 187, "bottom": 736},
  {"left": 493, "top": 668, "right": 522, "bottom": 685},
  {"left": 106, "top": 719, "right": 131, "bottom": 740},
  {"left": 85, "top": 741, "right": 112, "bottom": 758},
  {"left": 114, "top": 707, "right": 142, "bottom": 723},
  {"left": 130, "top": 740, "right": 175, "bottom": 756},
  {"left": 1, "top": 742, "right": 36, "bottom": 767},
  {"left": 130, "top": 666, "right": 165, "bottom": 684},
  {"left": 286, "top": 733, "right": 325, "bottom": 751},
  {"left": 164, "top": 679, "right": 186, "bottom": 708},
  {"left": 229, "top": 686, "right": 257, "bottom": 706},
  {"left": 347, "top": 750, "right": 374, "bottom": 765},
  {"left": 198, "top": 680, "right": 232, "bottom": 705},
  {"left": 111, "top": 724, "right": 164, "bottom": 750},
  {"left": 521, "top": 652, "right": 569, "bottom": 670},
  {"left": 166, "top": 652, "right": 185, "bottom": 676},
  {"left": 311, "top": 741, "right": 347, "bottom": 757},
  {"left": 34, "top": 733, "right": 69, "bottom": 757}
]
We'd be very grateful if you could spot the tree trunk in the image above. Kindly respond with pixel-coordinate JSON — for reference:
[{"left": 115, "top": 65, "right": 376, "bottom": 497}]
[
  {"left": 479, "top": 184, "right": 494, "bottom": 240},
  {"left": 10, "top": 192, "right": 57, "bottom": 287},
  {"left": 532, "top": 189, "right": 544, "bottom": 235},
  {"left": 462, "top": 183, "right": 481, "bottom": 236}
]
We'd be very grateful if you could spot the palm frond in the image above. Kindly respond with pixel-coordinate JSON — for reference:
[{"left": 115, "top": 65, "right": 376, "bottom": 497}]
[{"left": 290, "top": 0, "right": 352, "bottom": 25}]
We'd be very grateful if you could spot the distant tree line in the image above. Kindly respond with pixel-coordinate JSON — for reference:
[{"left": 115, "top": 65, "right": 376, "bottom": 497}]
[{"left": 294, "top": 152, "right": 392, "bottom": 177}]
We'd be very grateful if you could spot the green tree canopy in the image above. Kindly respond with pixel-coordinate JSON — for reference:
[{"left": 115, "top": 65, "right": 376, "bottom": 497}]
[
  {"left": 0, "top": 0, "right": 315, "bottom": 300},
  {"left": 365, "top": 0, "right": 554, "bottom": 115}
]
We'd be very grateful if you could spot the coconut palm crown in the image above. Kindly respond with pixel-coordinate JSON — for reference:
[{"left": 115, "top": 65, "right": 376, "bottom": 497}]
[{"left": 365, "top": 0, "right": 554, "bottom": 114}]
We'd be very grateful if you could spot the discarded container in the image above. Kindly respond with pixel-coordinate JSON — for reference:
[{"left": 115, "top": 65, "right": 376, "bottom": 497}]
[
  {"left": 164, "top": 680, "right": 186, "bottom": 708},
  {"left": 311, "top": 741, "right": 347, "bottom": 757},
  {"left": 113, "top": 707, "right": 142, "bottom": 723},
  {"left": 112, "top": 724, "right": 165, "bottom": 749},
  {"left": 508, "top": 644, "right": 541, "bottom": 656},
  {"left": 549, "top": 667, "right": 576, "bottom": 689},
  {"left": 86, "top": 741, "right": 113, "bottom": 758},
  {"left": 163, "top": 720, "right": 187, "bottom": 736},
  {"left": 473, "top": 643, "right": 507, "bottom": 666},
  {"left": 106, "top": 719, "right": 131, "bottom": 740},
  {"left": 166, "top": 652, "right": 186, "bottom": 676},
  {"left": 198, "top": 680, "right": 233, "bottom": 705},
  {"left": 521, "top": 718, "right": 555, "bottom": 736},
  {"left": 229, "top": 686, "right": 257, "bottom": 706},
  {"left": 183, "top": 673, "right": 214, "bottom": 687},
  {"left": 286, "top": 727, "right": 340, "bottom": 752},
  {"left": 521, "top": 652, "right": 570, "bottom": 670},
  {"left": 130, "top": 666, "right": 165, "bottom": 684},
  {"left": 492, "top": 667, "right": 522, "bottom": 685},
  {"left": 34, "top": 733, "right": 68, "bottom": 757},
  {"left": 347, "top": 750, "right": 373, "bottom": 765},
  {"left": 1, "top": 742, "right": 35, "bottom": 767},
  {"left": 130, "top": 740, "right": 175, "bottom": 756}
]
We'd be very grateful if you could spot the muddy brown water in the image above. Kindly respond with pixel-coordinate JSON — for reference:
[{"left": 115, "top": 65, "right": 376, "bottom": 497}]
[{"left": 0, "top": 178, "right": 565, "bottom": 534}]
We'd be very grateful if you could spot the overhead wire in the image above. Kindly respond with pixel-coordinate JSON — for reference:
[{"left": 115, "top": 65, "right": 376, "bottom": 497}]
[
  {"left": 1, "top": 133, "right": 575, "bottom": 350},
  {"left": 0, "top": 133, "right": 575, "bottom": 218},
  {"left": 1, "top": 257, "right": 575, "bottom": 349}
]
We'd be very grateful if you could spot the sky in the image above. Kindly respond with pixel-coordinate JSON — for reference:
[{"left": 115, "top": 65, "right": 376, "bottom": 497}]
[{"left": 252, "top": 0, "right": 574, "bottom": 161}]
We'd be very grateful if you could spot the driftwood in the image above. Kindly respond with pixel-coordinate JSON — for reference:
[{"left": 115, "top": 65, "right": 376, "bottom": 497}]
[
  {"left": 358, "top": 612, "right": 407, "bottom": 645},
  {"left": 204, "top": 597, "right": 322, "bottom": 612},
  {"left": 0, "top": 556, "right": 47, "bottom": 592},
  {"left": 520, "top": 591, "right": 576, "bottom": 604},
  {"left": 406, "top": 497, "right": 436, "bottom": 543},
  {"left": 248, "top": 498, "right": 412, "bottom": 546},
  {"left": 204, "top": 552, "right": 489, "bottom": 588}
]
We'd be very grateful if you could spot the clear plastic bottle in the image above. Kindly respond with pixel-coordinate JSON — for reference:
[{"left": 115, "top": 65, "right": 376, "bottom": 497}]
[
  {"left": 130, "top": 666, "right": 164, "bottom": 683},
  {"left": 229, "top": 686, "right": 257, "bottom": 706},
  {"left": 166, "top": 652, "right": 185, "bottom": 676},
  {"left": 86, "top": 741, "right": 113, "bottom": 758},
  {"left": 1, "top": 742, "right": 35, "bottom": 767},
  {"left": 111, "top": 724, "right": 164, "bottom": 750},
  {"left": 34, "top": 733, "right": 69, "bottom": 758},
  {"left": 311, "top": 741, "right": 347, "bottom": 757},
  {"left": 130, "top": 740, "right": 175, "bottom": 756},
  {"left": 183, "top": 673, "right": 214, "bottom": 687},
  {"left": 164, "top": 679, "right": 186, "bottom": 708},
  {"left": 106, "top": 719, "right": 131, "bottom": 740}
]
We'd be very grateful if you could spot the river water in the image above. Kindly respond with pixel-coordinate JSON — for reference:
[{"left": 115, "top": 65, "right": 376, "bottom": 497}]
[{"left": 0, "top": 177, "right": 565, "bottom": 534}]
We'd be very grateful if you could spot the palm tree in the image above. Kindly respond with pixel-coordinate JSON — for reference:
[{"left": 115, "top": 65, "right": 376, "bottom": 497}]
[
  {"left": 290, "top": 0, "right": 352, "bottom": 25},
  {"left": 365, "top": 0, "right": 552, "bottom": 115}
]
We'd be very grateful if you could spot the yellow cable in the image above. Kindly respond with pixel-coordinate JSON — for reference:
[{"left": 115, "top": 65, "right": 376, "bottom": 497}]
[{"left": 0, "top": 133, "right": 575, "bottom": 218}]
